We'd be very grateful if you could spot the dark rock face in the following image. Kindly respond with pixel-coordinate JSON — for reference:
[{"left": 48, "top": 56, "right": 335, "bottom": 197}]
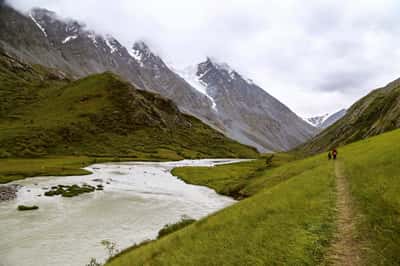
[{"left": 0, "top": 5, "right": 316, "bottom": 152}]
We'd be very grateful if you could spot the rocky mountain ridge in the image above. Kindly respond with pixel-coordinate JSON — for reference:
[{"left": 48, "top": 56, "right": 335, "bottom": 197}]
[
  {"left": 0, "top": 4, "right": 316, "bottom": 152},
  {"left": 181, "top": 58, "right": 316, "bottom": 151}
]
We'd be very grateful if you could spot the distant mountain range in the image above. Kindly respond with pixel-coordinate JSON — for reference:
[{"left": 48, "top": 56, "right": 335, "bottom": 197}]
[
  {"left": 0, "top": 5, "right": 316, "bottom": 152},
  {"left": 305, "top": 109, "right": 346, "bottom": 129},
  {"left": 300, "top": 79, "right": 400, "bottom": 154}
]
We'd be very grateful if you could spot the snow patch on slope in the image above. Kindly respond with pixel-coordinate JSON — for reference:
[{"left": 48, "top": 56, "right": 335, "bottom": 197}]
[
  {"left": 128, "top": 48, "right": 144, "bottom": 67},
  {"left": 29, "top": 13, "right": 47, "bottom": 37},
  {"left": 62, "top": 35, "right": 78, "bottom": 44},
  {"left": 88, "top": 32, "right": 97, "bottom": 46},
  {"left": 105, "top": 35, "right": 118, "bottom": 54},
  {"left": 245, "top": 78, "right": 255, "bottom": 85},
  {"left": 178, "top": 66, "right": 217, "bottom": 111}
]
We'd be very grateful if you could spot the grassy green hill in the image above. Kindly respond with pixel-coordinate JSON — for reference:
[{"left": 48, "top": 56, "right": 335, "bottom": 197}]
[
  {"left": 299, "top": 78, "right": 400, "bottom": 154},
  {"left": 0, "top": 52, "right": 257, "bottom": 183},
  {"left": 0, "top": 52, "right": 257, "bottom": 161},
  {"left": 107, "top": 129, "right": 400, "bottom": 265}
]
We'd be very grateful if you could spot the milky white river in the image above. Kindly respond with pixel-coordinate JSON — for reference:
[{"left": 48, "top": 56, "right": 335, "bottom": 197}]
[{"left": 0, "top": 159, "right": 245, "bottom": 266}]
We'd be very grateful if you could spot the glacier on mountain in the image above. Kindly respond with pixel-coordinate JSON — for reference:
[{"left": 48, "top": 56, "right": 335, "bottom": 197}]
[{"left": 177, "top": 66, "right": 217, "bottom": 111}]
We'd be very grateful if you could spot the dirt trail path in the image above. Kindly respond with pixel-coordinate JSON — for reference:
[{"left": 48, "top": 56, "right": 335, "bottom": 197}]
[{"left": 325, "top": 160, "right": 362, "bottom": 265}]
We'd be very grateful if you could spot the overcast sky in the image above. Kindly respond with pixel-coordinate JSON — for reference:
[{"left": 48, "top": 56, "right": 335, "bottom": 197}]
[{"left": 7, "top": 0, "right": 400, "bottom": 117}]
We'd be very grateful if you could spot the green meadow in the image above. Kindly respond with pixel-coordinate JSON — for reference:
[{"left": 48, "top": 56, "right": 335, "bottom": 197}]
[{"left": 107, "top": 129, "right": 400, "bottom": 265}]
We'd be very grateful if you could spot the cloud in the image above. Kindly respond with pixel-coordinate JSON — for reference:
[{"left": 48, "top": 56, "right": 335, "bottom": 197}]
[{"left": 6, "top": 0, "right": 400, "bottom": 116}]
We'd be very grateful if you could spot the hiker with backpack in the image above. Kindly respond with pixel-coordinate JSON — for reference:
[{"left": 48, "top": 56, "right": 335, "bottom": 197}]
[
  {"left": 328, "top": 151, "right": 332, "bottom": 160},
  {"left": 332, "top": 148, "right": 338, "bottom": 160}
]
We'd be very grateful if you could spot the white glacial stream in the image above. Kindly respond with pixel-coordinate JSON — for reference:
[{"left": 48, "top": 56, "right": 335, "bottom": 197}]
[{"left": 0, "top": 159, "right": 247, "bottom": 266}]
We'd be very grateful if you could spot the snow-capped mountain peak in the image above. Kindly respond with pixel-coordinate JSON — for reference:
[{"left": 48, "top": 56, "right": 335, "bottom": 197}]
[
  {"left": 130, "top": 41, "right": 157, "bottom": 61},
  {"left": 196, "top": 58, "right": 257, "bottom": 88},
  {"left": 174, "top": 57, "right": 317, "bottom": 152},
  {"left": 128, "top": 41, "right": 161, "bottom": 66},
  {"left": 104, "top": 34, "right": 122, "bottom": 54},
  {"left": 305, "top": 113, "right": 330, "bottom": 128},
  {"left": 133, "top": 41, "right": 151, "bottom": 54},
  {"left": 214, "top": 61, "right": 235, "bottom": 76},
  {"left": 200, "top": 57, "right": 235, "bottom": 74},
  {"left": 305, "top": 109, "right": 346, "bottom": 129}
]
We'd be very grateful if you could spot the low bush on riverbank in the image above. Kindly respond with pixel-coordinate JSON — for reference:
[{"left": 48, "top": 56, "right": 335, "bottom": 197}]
[
  {"left": 158, "top": 218, "right": 196, "bottom": 238},
  {"left": 106, "top": 218, "right": 196, "bottom": 264},
  {"left": 17, "top": 205, "right": 39, "bottom": 211},
  {"left": 44, "top": 184, "right": 96, "bottom": 197}
]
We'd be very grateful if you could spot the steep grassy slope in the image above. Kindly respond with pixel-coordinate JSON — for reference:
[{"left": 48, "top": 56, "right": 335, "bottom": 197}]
[
  {"left": 299, "top": 78, "right": 400, "bottom": 154},
  {"left": 108, "top": 129, "right": 400, "bottom": 266},
  {"left": 0, "top": 53, "right": 257, "bottom": 161},
  {"left": 0, "top": 51, "right": 70, "bottom": 119}
]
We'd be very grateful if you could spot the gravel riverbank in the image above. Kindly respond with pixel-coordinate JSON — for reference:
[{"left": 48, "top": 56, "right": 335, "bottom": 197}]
[{"left": 0, "top": 185, "right": 19, "bottom": 201}]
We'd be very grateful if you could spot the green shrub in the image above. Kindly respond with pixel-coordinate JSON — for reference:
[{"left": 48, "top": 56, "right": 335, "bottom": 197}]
[
  {"left": 0, "top": 149, "right": 11, "bottom": 158},
  {"left": 18, "top": 205, "right": 39, "bottom": 211},
  {"left": 44, "top": 184, "right": 96, "bottom": 197}
]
